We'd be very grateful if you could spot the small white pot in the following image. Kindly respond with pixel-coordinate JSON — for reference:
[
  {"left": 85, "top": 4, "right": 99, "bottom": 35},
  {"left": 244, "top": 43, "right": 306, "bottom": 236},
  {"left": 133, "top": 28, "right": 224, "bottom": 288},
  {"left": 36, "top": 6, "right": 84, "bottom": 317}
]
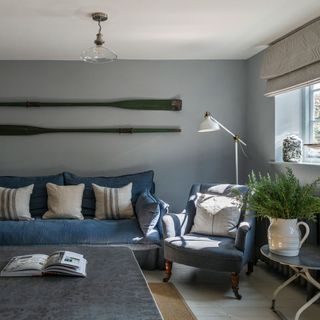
[{"left": 268, "top": 218, "right": 310, "bottom": 257}]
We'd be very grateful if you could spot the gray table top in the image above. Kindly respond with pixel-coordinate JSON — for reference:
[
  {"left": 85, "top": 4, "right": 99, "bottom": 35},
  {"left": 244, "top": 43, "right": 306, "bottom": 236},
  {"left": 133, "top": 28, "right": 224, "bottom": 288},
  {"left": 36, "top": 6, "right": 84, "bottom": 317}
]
[
  {"left": 0, "top": 245, "right": 163, "bottom": 320},
  {"left": 260, "top": 244, "right": 320, "bottom": 270}
]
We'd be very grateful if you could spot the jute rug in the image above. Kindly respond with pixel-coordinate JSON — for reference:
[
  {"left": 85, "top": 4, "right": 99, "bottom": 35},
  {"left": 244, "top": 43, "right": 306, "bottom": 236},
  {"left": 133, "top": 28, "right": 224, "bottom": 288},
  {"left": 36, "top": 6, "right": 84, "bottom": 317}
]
[{"left": 149, "top": 283, "right": 197, "bottom": 320}]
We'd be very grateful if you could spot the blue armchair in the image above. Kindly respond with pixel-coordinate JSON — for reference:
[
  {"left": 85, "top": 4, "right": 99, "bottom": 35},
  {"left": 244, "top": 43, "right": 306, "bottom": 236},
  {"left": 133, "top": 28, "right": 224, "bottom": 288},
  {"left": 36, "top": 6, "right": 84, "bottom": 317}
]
[{"left": 162, "top": 183, "right": 255, "bottom": 299}]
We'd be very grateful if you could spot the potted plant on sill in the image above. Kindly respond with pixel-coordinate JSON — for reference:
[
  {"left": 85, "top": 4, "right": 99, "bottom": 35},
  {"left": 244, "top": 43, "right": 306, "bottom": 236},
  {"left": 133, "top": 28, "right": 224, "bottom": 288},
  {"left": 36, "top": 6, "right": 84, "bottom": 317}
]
[{"left": 247, "top": 168, "right": 320, "bottom": 257}]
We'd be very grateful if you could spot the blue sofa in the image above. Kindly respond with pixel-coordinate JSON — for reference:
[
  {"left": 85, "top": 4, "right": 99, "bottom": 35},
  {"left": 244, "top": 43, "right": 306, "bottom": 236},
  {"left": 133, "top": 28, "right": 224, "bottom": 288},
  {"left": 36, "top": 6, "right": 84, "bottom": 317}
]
[{"left": 0, "top": 170, "right": 165, "bottom": 269}]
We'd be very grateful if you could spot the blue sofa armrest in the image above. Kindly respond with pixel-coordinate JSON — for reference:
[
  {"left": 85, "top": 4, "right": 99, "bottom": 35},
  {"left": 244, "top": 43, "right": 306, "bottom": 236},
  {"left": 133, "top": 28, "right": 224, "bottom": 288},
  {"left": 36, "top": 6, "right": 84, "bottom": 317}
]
[
  {"left": 235, "top": 210, "right": 256, "bottom": 264},
  {"left": 162, "top": 211, "right": 189, "bottom": 239}
]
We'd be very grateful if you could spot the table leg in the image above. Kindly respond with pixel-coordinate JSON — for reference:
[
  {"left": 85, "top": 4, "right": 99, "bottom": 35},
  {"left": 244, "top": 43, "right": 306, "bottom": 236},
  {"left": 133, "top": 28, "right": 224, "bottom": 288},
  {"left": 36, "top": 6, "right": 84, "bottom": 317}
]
[
  {"left": 292, "top": 268, "right": 320, "bottom": 320},
  {"left": 294, "top": 291, "right": 320, "bottom": 320},
  {"left": 304, "top": 268, "right": 320, "bottom": 290},
  {"left": 271, "top": 267, "right": 320, "bottom": 320},
  {"left": 271, "top": 272, "right": 301, "bottom": 311}
]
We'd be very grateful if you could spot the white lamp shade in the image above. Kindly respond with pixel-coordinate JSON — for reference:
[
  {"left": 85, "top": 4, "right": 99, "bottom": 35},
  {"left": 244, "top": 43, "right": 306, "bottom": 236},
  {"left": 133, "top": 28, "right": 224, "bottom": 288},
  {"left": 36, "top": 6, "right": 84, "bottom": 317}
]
[{"left": 198, "top": 115, "right": 220, "bottom": 132}]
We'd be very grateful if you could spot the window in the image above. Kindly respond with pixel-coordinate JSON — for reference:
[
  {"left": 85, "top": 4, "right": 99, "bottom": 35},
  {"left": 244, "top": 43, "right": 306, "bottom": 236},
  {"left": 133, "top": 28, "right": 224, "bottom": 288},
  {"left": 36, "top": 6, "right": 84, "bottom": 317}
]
[
  {"left": 275, "top": 83, "right": 320, "bottom": 164},
  {"left": 304, "top": 83, "right": 320, "bottom": 161}
]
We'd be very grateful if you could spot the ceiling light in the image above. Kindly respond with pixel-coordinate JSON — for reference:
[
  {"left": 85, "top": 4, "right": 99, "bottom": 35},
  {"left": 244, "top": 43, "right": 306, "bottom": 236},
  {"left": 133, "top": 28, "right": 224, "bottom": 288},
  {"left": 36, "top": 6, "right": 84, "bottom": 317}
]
[{"left": 81, "top": 12, "right": 117, "bottom": 63}]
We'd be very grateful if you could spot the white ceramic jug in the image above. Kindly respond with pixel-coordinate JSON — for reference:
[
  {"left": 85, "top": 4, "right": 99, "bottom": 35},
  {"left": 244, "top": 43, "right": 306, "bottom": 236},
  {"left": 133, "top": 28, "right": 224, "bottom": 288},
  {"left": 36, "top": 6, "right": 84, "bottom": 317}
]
[{"left": 268, "top": 218, "right": 310, "bottom": 257}]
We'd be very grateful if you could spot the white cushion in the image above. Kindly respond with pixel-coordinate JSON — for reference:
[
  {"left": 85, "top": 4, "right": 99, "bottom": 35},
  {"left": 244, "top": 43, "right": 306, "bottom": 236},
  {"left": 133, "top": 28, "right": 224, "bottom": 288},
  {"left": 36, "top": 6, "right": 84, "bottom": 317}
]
[
  {"left": 191, "top": 193, "right": 242, "bottom": 238},
  {"left": 0, "top": 185, "right": 34, "bottom": 220},
  {"left": 93, "top": 183, "right": 134, "bottom": 219},
  {"left": 43, "top": 183, "right": 84, "bottom": 220}
]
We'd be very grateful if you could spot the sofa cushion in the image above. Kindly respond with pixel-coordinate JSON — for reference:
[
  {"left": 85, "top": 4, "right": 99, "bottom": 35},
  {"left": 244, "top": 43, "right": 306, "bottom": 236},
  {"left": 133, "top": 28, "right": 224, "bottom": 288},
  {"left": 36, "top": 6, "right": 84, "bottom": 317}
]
[
  {"left": 0, "top": 185, "right": 34, "bottom": 221},
  {"left": 64, "top": 171, "right": 155, "bottom": 216},
  {"left": 164, "top": 233, "right": 243, "bottom": 272},
  {"left": 93, "top": 183, "right": 134, "bottom": 219},
  {"left": 0, "top": 173, "right": 64, "bottom": 217},
  {"left": 152, "top": 195, "right": 169, "bottom": 237},
  {"left": 135, "top": 190, "right": 161, "bottom": 236},
  {"left": 0, "top": 218, "right": 160, "bottom": 246},
  {"left": 43, "top": 183, "right": 85, "bottom": 220}
]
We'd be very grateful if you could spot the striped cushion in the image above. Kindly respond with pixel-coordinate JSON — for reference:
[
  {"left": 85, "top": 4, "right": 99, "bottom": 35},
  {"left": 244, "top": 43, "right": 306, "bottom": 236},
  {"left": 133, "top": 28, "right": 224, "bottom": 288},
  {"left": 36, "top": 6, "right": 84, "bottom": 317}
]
[
  {"left": 0, "top": 185, "right": 34, "bottom": 220},
  {"left": 93, "top": 183, "right": 134, "bottom": 219}
]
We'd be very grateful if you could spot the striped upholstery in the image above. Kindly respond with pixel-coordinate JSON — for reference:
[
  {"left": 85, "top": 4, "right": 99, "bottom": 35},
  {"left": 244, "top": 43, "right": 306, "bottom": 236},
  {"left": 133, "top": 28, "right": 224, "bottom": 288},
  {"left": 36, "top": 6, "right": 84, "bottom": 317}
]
[
  {"left": 93, "top": 183, "right": 134, "bottom": 219},
  {"left": 0, "top": 185, "right": 34, "bottom": 220}
]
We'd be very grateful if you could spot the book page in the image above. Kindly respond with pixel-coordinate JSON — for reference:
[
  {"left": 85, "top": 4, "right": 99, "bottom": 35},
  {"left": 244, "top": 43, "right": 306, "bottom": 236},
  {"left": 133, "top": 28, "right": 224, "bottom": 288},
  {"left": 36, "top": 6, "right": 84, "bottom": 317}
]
[
  {"left": 45, "top": 251, "right": 64, "bottom": 268},
  {"left": 45, "top": 258, "right": 87, "bottom": 277},
  {"left": 2, "top": 254, "right": 48, "bottom": 272},
  {"left": 61, "top": 251, "right": 83, "bottom": 268},
  {"left": 45, "top": 251, "right": 83, "bottom": 269}
]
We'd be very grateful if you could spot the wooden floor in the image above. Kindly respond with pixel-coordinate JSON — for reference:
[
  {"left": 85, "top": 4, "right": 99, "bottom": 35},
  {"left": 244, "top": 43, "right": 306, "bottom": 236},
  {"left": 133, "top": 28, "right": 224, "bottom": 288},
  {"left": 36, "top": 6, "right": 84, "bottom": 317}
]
[{"left": 144, "top": 261, "right": 320, "bottom": 320}]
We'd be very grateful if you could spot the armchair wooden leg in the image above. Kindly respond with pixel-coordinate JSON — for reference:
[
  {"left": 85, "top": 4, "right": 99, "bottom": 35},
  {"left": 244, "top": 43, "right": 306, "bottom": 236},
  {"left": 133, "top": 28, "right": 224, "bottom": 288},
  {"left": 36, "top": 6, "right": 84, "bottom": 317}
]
[
  {"left": 246, "top": 261, "right": 254, "bottom": 275},
  {"left": 163, "top": 260, "right": 172, "bottom": 282},
  {"left": 231, "top": 272, "right": 242, "bottom": 300}
]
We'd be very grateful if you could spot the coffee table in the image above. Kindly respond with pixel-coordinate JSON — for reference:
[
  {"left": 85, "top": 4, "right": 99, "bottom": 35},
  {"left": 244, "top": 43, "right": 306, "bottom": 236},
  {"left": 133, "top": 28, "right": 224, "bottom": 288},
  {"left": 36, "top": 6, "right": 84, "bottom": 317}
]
[{"left": 0, "top": 245, "right": 163, "bottom": 320}]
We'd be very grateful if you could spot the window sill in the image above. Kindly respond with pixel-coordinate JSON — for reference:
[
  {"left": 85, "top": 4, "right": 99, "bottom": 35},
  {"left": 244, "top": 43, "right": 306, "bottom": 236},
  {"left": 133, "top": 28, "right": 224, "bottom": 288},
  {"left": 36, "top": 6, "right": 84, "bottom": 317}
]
[{"left": 270, "top": 161, "right": 320, "bottom": 167}]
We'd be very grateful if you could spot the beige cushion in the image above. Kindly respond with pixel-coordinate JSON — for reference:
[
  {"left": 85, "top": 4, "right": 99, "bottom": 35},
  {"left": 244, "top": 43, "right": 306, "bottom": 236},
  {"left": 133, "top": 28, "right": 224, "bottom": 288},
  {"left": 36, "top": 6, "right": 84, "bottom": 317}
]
[
  {"left": 93, "top": 183, "right": 134, "bottom": 219},
  {"left": 0, "top": 185, "right": 34, "bottom": 220},
  {"left": 191, "top": 193, "right": 242, "bottom": 238},
  {"left": 43, "top": 183, "right": 84, "bottom": 220}
]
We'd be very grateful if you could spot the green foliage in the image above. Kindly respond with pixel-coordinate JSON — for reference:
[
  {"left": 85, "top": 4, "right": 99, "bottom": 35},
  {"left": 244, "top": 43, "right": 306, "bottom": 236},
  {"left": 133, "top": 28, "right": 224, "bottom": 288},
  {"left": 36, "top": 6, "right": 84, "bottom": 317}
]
[{"left": 247, "top": 168, "right": 320, "bottom": 220}]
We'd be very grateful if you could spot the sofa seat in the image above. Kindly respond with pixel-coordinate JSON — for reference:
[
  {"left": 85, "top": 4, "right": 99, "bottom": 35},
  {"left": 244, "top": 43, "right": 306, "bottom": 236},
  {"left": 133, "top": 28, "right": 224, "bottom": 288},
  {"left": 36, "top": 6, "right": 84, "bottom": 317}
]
[
  {"left": 0, "top": 218, "right": 160, "bottom": 247},
  {"left": 164, "top": 233, "right": 243, "bottom": 273}
]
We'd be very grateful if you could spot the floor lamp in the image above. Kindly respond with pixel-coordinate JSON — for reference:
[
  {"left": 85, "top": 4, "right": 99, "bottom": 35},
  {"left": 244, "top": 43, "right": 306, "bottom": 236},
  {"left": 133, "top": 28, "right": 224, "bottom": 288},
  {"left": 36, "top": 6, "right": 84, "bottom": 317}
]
[{"left": 198, "top": 112, "right": 247, "bottom": 185}]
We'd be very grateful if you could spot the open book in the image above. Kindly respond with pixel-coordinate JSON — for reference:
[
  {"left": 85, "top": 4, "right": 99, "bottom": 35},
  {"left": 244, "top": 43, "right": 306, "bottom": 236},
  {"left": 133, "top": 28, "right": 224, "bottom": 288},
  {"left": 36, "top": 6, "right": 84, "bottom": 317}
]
[{"left": 0, "top": 251, "right": 87, "bottom": 277}]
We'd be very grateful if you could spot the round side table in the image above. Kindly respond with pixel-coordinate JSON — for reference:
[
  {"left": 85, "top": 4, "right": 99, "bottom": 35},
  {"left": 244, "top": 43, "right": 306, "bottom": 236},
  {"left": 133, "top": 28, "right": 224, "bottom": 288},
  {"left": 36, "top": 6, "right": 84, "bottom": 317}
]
[{"left": 260, "top": 244, "right": 320, "bottom": 320}]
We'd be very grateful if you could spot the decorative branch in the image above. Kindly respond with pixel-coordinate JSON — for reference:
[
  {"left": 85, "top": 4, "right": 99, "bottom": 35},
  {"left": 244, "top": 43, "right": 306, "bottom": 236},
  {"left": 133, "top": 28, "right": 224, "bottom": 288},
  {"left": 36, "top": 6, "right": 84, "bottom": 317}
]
[
  {"left": 0, "top": 99, "right": 182, "bottom": 111},
  {"left": 0, "top": 125, "right": 181, "bottom": 135}
]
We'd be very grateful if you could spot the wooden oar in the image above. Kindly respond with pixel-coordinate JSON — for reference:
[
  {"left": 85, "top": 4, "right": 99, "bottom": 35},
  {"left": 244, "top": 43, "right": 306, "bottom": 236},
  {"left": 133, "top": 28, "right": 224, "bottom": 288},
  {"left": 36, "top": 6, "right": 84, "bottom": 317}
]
[
  {"left": 0, "top": 99, "right": 182, "bottom": 111},
  {"left": 0, "top": 125, "right": 181, "bottom": 135}
]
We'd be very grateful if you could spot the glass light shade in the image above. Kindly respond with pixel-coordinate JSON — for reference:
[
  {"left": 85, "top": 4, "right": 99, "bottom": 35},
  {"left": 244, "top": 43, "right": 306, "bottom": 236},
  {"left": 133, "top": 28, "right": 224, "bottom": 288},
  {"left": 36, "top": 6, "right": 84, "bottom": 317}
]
[
  {"left": 81, "top": 45, "right": 117, "bottom": 63},
  {"left": 198, "top": 115, "right": 220, "bottom": 132}
]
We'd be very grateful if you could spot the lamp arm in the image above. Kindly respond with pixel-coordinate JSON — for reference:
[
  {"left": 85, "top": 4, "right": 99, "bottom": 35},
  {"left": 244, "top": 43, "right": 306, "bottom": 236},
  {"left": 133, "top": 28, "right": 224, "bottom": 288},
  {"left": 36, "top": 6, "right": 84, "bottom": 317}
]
[{"left": 210, "top": 116, "right": 247, "bottom": 146}]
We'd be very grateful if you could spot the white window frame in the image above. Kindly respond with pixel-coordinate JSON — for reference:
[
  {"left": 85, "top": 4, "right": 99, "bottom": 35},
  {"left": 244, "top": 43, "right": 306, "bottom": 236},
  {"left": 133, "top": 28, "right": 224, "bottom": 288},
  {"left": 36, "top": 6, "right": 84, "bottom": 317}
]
[{"left": 303, "top": 84, "right": 320, "bottom": 161}]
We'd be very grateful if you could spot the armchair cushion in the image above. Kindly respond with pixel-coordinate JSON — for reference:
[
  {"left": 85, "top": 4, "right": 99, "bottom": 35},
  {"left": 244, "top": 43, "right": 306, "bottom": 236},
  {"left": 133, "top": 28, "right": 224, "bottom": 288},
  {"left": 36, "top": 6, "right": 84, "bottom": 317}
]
[
  {"left": 191, "top": 193, "right": 242, "bottom": 238},
  {"left": 164, "top": 233, "right": 243, "bottom": 273},
  {"left": 184, "top": 184, "right": 249, "bottom": 234}
]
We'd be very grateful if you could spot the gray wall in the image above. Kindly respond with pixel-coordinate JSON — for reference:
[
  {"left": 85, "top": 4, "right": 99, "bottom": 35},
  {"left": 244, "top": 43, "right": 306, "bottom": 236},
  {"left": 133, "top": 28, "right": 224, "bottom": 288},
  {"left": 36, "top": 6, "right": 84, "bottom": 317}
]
[
  {"left": 0, "top": 60, "right": 246, "bottom": 211},
  {"left": 245, "top": 52, "right": 275, "bottom": 176}
]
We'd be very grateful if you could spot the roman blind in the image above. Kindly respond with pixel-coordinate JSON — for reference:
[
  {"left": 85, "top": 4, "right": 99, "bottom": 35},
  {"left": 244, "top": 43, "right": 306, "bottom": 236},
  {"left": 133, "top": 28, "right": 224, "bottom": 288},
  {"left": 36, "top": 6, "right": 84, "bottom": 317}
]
[{"left": 261, "top": 18, "right": 320, "bottom": 96}]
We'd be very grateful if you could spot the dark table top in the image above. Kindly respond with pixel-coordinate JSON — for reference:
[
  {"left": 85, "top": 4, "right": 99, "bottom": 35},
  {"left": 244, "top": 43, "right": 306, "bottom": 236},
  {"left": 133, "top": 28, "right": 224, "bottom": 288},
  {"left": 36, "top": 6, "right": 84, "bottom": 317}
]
[
  {"left": 260, "top": 244, "right": 320, "bottom": 270},
  {"left": 0, "top": 245, "right": 163, "bottom": 320}
]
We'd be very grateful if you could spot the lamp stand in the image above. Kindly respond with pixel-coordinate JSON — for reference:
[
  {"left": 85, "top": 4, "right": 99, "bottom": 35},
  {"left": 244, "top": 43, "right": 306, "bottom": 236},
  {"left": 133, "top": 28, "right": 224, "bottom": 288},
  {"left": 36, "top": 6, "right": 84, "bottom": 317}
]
[
  {"left": 211, "top": 118, "right": 244, "bottom": 185},
  {"left": 198, "top": 112, "right": 247, "bottom": 185},
  {"left": 234, "top": 136, "right": 239, "bottom": 185}
]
